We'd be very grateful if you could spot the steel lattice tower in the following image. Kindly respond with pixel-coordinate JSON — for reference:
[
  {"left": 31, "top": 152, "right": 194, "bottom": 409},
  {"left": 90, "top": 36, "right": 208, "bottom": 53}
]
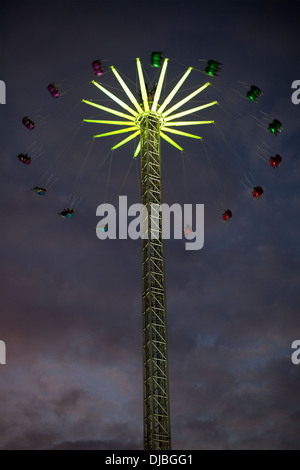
[
  {"left": 140, "top": 113, "right": 170, "bottom": 449},
  {"left": 83, "top": 57, "right": 217, "bottom": 450}
]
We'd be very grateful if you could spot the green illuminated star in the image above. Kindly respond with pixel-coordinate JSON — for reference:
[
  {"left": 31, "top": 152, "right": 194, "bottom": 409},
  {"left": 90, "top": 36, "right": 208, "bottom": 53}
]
[{"left": 83, "top": 58, "right": 217, "bottom": 157}]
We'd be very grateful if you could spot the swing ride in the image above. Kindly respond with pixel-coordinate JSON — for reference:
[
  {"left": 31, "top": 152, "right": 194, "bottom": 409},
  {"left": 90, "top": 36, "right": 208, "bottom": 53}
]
[
  {"left": 16, "top": 53, "right": 285, "bottom": 450},
  {"left": 17, "top": 55, "right": 284, "bottom": 223}
]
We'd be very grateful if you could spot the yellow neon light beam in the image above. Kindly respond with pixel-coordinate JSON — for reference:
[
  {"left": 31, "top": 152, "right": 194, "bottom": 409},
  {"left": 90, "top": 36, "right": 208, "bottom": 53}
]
[
  {"left": 164, "top": 101, "right": 218, "bottom": 122},
  {"left": 110, "top": 66, "right": 144, "bottom": 114},
  {"left": 94, "top": 127, "right": 138, "bottom": 138},
  {"left": 136, "top": 58, "right": 149, "bottom": 112},
  {"left": 92, "top": 80, "right": 138, "bottom": 117},
  {"left": 158, "top": 67, "right": 193, "bottom": 115},
  {"left": 163, "top": 120, "right": 215, "bottom": 126},
  {"left": 83, "top": 119, "right": 136, "bottom": 126},
  {"left": 151, "top": 58, "right": 169, "bottom": 112},
  {"left": 161, "top": 127, "right": 202, "bottom": 140},
  {"left": 111, "top": 130, "right": 140, "bottom": 150},
  {"left": 82, "top": 99, "right": 136, "bottom": 121},
  {"left": 134, "top": 141, "right": 141, "bottom": 158},
  {"left": 160, "top": 131, "right": 184, "bottom": 151},
  {"left": 162, "top": 82, "right": 211, "bottom": 118}
]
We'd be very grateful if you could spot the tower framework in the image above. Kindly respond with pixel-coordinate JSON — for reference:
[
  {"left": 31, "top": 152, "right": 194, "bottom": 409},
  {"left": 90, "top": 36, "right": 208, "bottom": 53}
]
[
  {"left": 83, "top": 58, "right": 217, "bottom": 450},
  {"left": 140, "top": 113, "right": 170, "bottom": 449}
]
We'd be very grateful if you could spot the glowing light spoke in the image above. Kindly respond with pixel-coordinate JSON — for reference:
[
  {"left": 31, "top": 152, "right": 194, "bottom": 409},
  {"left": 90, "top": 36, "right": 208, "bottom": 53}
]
[
  {"left": 158, "top": 67, "right": 193, "bottom": 115},
  {"left": 151, "top": 58, "right": 169, "bottom": 112},
  {"left": 162, "top": 82, "right": 211, "bottom": 118},
  {"left": 82, "top": 99, "right": 136, "bottom": 121},
  {"left": 164, "top": 101, "right": 218, "bottom": 122},
  {"left": 111, "top": 66, "right": 144, "bottom": 114},
  {"left": 134, "top": 141, "right": 141, "bottom": 158},
  {"left": 161, "top": 127, "right": 202, "bottom": 140},
  {"left": 136, "top": 58, "right": 149, "bottom": 111},
  {"left": 160, "top": 131, "right": 183, "bottom": 151},
  {"left": 83, "top": 119, "right": 136, "bottom": 126},
  {"left": 92, "top": 80, "right": 138, "bottom": 117},
  {"left": 163, "top": 120, "right": 214, "bottom": 127},
  {"left": 111, "top": 130, "right": 140, "bottom": 150},
  {"left": 94, "top": 127, "right": 138, "bottom": 138}
]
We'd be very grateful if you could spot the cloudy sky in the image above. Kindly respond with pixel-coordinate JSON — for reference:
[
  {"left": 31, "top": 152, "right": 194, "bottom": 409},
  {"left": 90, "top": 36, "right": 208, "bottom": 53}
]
[{"left": 0, "top": 0, "right": 299, "bottom": 450}]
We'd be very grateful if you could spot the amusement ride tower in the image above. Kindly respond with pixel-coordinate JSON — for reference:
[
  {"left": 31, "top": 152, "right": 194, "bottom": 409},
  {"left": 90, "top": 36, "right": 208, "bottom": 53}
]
[{"left": 83, "top": 57, "right": 217, "bottom": 449}]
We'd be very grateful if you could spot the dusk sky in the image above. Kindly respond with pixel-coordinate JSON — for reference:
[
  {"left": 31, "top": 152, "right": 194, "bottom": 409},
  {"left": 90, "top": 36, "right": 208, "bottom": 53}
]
[{"left": 0, "top": 0, "right": 299, "bottom": 450}]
